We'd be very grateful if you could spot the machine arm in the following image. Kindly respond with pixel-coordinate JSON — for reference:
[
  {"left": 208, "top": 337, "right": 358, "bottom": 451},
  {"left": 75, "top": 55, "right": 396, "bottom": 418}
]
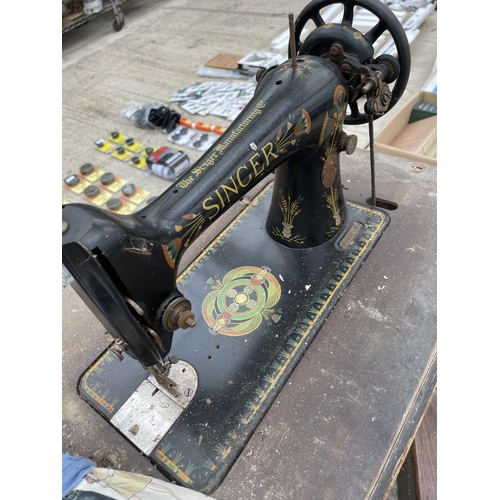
[
  {"left": 62, "top": 54, "right": 350, "bottom": 370},
  {"left": 62, "top": 0, "right": 410, "bottom": 377}
]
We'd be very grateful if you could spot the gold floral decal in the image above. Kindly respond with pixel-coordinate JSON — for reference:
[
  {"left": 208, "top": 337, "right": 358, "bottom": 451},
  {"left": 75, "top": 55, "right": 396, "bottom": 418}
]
[
  {"left": 319, "top": 85, "right": 347, "bottom": 155},
  {"left": 326, "top": 185, "right": 344, "bottom": 234},
  {"left": 155, "top": 441, "right": 195, "bottom": 485},
  {"left": 274, "top": 109, "right": 311, "bottom": 154},
  {"left": 162, "top": 213, "right": 205, "bottom": 269},
  {"left": 215, "top": 444, "right": 232, "bottom": 461},
  {"left": 80, "top": 351, "right": 120, "bottom": 413},
  {"left": 272, "top": 191, "right": 306, "bottom": 244},
  {"left": 282, "top": 56, "right": 316, "bottom": 78}
]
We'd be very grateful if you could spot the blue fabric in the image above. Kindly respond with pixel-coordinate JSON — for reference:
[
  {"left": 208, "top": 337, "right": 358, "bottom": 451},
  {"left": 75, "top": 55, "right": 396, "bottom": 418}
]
[{"left": 62, "top": 453, "right": 96, "bottom": 498}]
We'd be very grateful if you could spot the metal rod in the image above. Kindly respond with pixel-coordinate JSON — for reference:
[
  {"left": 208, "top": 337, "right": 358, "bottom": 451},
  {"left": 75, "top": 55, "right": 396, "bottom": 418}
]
[
  {"left": 289, "top": 13, "right": 297, "bottom": 68},
  {"left": 368, "top": 114, "right": 376, "bottom": 206}
]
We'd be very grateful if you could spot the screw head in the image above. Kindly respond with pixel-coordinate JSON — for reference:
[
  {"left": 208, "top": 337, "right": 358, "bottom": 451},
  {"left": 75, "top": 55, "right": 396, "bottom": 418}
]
[
  {"left": 109, "top": 348, "right": 124, "bottom": 362},
  {"left": 409, "top": 163, "right": 426, "bottom": 173},
  {"left": 329, "top": 46, "right": 339, "bottom": 57},
  {"left": 169, "top": 354, "right": 179, "bottom": 364}
]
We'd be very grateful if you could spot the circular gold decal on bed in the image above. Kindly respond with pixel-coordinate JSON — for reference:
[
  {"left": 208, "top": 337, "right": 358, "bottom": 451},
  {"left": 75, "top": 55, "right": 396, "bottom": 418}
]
[{"left": 202, "top": 266, "right": 282, "bottom": 336}]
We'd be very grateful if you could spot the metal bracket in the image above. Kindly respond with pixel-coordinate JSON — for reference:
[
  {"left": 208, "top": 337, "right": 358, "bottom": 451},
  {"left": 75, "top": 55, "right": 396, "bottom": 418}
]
[{"left": 329, "top": 42, "right": 393, "bottom": 116}]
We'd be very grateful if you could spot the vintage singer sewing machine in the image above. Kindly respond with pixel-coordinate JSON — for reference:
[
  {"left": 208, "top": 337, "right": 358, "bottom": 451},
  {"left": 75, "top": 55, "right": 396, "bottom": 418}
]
[{"left": 62, "top": 0, "right": 412, "bottom": 493}]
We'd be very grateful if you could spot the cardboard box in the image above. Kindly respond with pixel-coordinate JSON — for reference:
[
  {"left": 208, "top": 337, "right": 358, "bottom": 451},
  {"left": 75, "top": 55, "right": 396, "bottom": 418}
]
[
  {"left": 389, "top": 115, "right": 436, "bottom": 155},
  {"left": 374, "top": 90, "right": 437, "bottom": 165}
]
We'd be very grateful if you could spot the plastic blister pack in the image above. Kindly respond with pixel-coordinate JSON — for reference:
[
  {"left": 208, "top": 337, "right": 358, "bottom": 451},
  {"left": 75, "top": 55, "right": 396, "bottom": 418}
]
[{"left": 116, "top": 101, "right": 181, "bottom": 132}]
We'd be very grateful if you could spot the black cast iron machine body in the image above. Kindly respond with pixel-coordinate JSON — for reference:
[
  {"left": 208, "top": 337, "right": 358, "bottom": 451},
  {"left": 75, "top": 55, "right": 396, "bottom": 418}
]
[{"left": 62, "top": 0, "right": 411, "bottom": 492}]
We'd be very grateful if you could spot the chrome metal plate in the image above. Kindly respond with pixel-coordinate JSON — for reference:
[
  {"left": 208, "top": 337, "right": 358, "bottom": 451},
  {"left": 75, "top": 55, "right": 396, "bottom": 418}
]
[{"left": 110, "top": 360, "right": 198, "bottom": 455}]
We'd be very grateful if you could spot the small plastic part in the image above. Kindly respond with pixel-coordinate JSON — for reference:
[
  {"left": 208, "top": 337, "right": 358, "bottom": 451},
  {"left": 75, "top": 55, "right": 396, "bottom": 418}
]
[
  {"left": 84, "top": 185, "right": 100, "bottom": 198},
  {"left": 106, "top": 198, "right": 123, "bottom": 211},
  {"left": 64, "top": 175, "right": 80, "bottom": 187},
  {"left": 101, "top": 173, "right": 115, "bottom": 185},
  {"left": 147, "top": 146, "right": 191, "bottom": 180},
  {"left": 117, "top": 102, "right": 180, "bottom": 132},
  {"left": 178, "top": 117, "right": 226, "bottom": 135},
  {"left": 122, "top": 183, "right": 136, "bottom": 197},
  {"left": 80, "top": 164, "right": 94, "bottom": 176}
]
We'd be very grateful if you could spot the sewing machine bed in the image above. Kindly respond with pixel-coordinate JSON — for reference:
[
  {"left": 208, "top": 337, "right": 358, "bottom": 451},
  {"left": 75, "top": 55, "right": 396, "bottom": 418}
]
[
  {"left": 63, "top": 149, "right": 437, "bottom": 499},
  {"left": 79, "top": 178, "right": 389, "bottom": 492}
]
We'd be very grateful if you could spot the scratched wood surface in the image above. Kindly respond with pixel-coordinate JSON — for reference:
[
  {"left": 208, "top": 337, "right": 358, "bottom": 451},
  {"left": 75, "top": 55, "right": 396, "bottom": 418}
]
[{"left": 213, "top": 149, "right": 437, "bottom": 500}]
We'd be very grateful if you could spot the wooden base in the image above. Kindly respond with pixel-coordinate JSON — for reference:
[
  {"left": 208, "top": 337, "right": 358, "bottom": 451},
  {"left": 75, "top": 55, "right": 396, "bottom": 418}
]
[{"left": 397, "top": 390, "right": 437, "bottom": 500}]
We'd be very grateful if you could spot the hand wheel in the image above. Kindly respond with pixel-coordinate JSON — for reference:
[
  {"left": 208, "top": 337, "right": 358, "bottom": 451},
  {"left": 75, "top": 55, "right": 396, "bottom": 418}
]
[{"left": 290, "top": 0, "right": 411, "bottom": 124}]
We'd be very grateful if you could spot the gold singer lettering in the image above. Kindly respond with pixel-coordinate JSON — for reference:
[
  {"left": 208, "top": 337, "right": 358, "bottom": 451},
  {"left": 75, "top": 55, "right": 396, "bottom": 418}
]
[
  {"left": 202, "top": 141, "right": 280, "bottom": 220},
  {"left": 176, "top": 101, "right": 268, "bottom": 187},
  {"left": 195, "top": 101, "right": 267, "bottom": 172},
  {"left": 236, "top": 165, "right": 252, "bottom": 187},
  {"left": 262, "top": 141, "right": 279, "bottom": 166},
  {"left": 248, "top": 153, "right": 264, "bottom": 177},
  {"left": 202, "top": 197, "right": 220, "bottom": 220},
  {"left": 176, "top": 176, "right": 194, "bottom": 189}
]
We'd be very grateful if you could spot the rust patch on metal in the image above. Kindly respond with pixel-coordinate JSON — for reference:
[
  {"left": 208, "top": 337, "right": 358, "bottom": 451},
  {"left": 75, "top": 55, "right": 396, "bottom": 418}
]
[{"left": 321, "top": 153, "right": 338, "bottom": 188}]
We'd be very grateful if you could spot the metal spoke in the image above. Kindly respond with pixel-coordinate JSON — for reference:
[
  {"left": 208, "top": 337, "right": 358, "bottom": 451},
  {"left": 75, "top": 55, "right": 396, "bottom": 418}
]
[
  {"left": 365, "top": 21, "right": 387, "bottom": 45},
  {"left": 342, "top": 4, "right": 354, "bottom": 26},
  {"left": 311, "top": 11, "right": 326, "bottom": 27},
  {"left": 349, "top": 101, "right": 360, "bottom": 117}
]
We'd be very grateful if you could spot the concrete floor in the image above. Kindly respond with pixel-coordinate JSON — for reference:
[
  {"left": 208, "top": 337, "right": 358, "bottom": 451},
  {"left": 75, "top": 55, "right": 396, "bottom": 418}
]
[
  {"left": 62, "top": 0, "right": 437, "bottom": 199},
  {"left": 62, "top": 1, "right": 437, "bottom": 498}
]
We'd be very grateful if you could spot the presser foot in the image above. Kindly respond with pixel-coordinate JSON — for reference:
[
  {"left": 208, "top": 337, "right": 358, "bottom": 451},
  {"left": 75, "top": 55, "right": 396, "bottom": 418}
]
[{"left": 148, "top": 361, "right": 181, "bottom": 398}]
